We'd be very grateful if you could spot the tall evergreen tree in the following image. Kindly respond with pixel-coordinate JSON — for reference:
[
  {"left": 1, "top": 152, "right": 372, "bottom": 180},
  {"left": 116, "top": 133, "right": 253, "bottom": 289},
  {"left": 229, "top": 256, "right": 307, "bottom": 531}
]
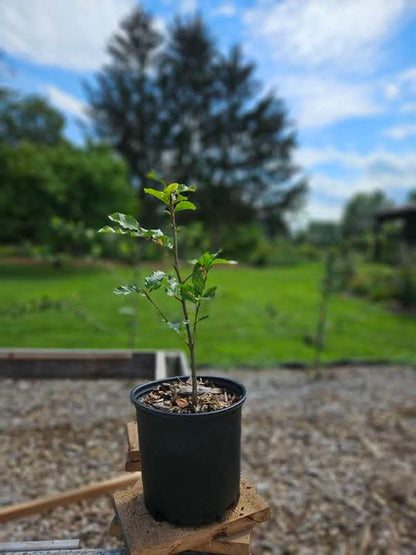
[
  {"left": 86, "top": 6, "right": 162, "bottom": 223},
  {"left": 87, "top": 8, "right": 306, "bottom": 234}
]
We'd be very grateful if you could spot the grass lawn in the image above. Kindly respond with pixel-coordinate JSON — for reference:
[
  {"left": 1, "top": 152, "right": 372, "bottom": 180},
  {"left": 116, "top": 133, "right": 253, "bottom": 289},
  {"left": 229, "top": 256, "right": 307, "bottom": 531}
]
[{"left": 0, "top": 261, "right": 415, "bottom": 367}]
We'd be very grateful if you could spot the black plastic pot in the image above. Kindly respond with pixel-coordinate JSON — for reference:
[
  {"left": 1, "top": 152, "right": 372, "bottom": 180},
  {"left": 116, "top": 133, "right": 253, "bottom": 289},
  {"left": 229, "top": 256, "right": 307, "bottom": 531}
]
[{"left": 130, "top": 375, "right": 247, "bottom": 526}]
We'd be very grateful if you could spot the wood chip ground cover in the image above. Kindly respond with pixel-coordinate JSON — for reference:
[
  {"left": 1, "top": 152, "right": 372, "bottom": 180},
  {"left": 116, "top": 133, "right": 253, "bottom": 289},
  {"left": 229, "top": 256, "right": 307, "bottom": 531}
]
[
  {"left": 0, "top": 366, "right": 415, "bottom": 553},
  {"left": 141, "top": 379, "right": 239, "bottom": 413}
]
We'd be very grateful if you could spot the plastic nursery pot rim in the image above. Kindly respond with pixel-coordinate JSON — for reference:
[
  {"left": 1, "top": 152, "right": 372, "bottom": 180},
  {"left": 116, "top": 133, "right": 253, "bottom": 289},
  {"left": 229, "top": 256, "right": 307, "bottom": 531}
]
[{"left": 130, "top": 375, "right": 247, "bottom": 418}]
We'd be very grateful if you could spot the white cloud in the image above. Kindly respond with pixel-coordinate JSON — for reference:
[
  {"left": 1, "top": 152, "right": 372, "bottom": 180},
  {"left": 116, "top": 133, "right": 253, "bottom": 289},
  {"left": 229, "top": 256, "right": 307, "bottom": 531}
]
[
  {"left": 44, "top": 85, "right": 88, "bottom": 121},
  {"left": 298, "top": 146, "right": 416, "bottom": 211},
  {"left": 383, "top": 123, "right": 416, "bottom": 140},
  {"left": 305, "top": 199, "right": 343, "bottom": 222},
  {"left": 179, "top": 0, "right": 198, "bottom": 14},
  {"left": 213, "top": 3, "right": 237, "bottom": 17},
  {"left": 278, "top": 75, "right": 381, "bottom": 128},
  {"left": 0, "top": 0, "right": 135, "bottom": 71},
  {"left": 400, "top": 102, "right": 416, "bottom": 114},
  {"left": 243, "top": 0, "right": 408, "bottom": 71},
  {"left": 384, "top": 66, "right": 416, "bottom": 112}
]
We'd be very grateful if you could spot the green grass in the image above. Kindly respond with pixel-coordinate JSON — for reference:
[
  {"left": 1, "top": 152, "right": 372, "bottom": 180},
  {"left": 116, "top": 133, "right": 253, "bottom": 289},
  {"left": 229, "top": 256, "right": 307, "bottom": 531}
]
[{"left": 0, "top": 261, "right": 415, "bottom": 367}]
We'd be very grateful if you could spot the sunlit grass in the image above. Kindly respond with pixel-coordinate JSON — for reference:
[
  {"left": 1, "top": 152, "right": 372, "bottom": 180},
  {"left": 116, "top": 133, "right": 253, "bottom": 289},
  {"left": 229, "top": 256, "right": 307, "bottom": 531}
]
[{"left": 0, "top": 261, "right": 415, "bottom": 367}]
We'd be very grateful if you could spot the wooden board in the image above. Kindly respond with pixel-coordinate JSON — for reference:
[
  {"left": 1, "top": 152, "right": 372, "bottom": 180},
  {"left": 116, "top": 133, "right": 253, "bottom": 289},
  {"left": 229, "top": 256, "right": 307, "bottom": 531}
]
[
  {"left": 110, "top": 517, "right": 250, "bottom": 555},
  {"left": 0, "top": 539, "right": 80, "bottom": 552},
  {"left": 198, "top": 530, "right": 251, "bottom": 555},
  {"left": 0, "top": 473, "right": 140, "bottom": 524},
  {"left": 112, "top": 477, "right": 270, "bottom": 555},
  {"left": 126, "top": 422, "right": 141, "bottom": 462}
]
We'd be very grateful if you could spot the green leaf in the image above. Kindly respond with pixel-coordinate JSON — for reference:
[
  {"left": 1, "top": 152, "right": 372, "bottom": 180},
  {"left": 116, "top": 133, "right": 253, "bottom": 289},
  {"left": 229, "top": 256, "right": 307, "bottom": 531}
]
[
  {"left": 114, "top": 285, "right": 140, "bottom": 295},
  {"left": 165, "top": 276, "right": 180, "bottom": 297},
  {"left": 194, "top": 251, "right": 237, "bottom": 269},
  {"left": 192, "top": 265, "right": 206, "bottom": 296},
  {"left": 144, "top": 271, "right": 166, "bottom": 292},
  {"left": 167, "top": 320, "right": 188, "bottom": 335},
  {"left": 109, "top": 213, "right": 139, "bottom": 231},
  {"left": 177, "top": 184, "right": 196, "bottom": 194},
  {"left": 165, "top": 183, "right": 179, "bottom": 195},
  {"left": 137, "top": 227, "right": 174, "bottom": 249},
  {"left": 175, "top": 200, "right": 196, "bottom": 212},
  {"left": 98, "top": 225, "right": 117, "bottom": 234},
  {"left": 146, "top": 171, "right": 166, "bottom": 185},
  {"left": 202, "top": 286, "right": 217, "bottom": 299},
  {"left": 144, "top": 188, "right": 168, "bottom": 204},
  {"left": 179, "top": 282, "right": 198, "bottom": 303},
  {"left": 98, "top": 225, "right": 136, "bottom": 236},
  {"left": 213, "top": 258, "right": 238, "bottom": 265}
]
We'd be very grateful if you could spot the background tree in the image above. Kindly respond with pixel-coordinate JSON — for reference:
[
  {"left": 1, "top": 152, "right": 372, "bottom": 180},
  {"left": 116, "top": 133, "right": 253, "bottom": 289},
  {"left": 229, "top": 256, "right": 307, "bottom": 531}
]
[
  {"left": 407, "top": 189, "right": 416, "bottom": 203},
  {"left": 86, "top": 8, "right": 306, "bottom": 237},
  {"left": 300, "top": 220, "right": 341, "bottom": 247},
  {"left": 0, "top": 87, "right": 64, "bottom": 145},
  {"left": 341, "top": 190, "right": 392, "bottom": 238},
  {"left": 0, "top": 140, "right": 134, "bottom": 243},
  {"left": 86, "top": 7, "right": 162, "bottom": 224}
]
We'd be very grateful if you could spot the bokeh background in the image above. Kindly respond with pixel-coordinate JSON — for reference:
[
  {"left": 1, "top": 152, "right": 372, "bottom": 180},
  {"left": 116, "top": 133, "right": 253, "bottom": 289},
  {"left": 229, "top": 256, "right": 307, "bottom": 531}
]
[{"left": 0, "top": 2, "right": 416, "bottom": 553}]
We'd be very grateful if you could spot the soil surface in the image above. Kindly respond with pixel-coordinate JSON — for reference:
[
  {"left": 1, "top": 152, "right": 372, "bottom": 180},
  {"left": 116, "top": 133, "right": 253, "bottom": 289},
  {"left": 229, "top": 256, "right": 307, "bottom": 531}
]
[
  {"left": 140, "top": 378, "right": 240, "bottom": 413},
  {"left": 0, "top": 365, "right": 415, "bottom": 554}
]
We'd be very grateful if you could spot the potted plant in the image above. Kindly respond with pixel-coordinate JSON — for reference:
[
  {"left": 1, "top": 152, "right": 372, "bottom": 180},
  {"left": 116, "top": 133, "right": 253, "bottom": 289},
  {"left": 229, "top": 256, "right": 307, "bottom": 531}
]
[{"left": 99, "top": 175, "right": 246, "bottom": 526}]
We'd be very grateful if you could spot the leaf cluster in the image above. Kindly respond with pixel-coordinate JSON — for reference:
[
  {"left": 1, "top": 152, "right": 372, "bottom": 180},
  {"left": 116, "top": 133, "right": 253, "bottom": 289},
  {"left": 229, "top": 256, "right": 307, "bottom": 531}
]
[{"left": 100, "top": 175, "right": 236, "bottom": 345}]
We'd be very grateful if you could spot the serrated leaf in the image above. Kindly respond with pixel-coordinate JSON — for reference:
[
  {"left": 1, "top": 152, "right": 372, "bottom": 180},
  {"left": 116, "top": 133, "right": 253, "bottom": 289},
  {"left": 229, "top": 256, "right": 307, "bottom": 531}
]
[
  {"left": 114, "top": 285, "right": 140, "bottom": 295},
  {"left": 202, "top": 286, "right": 217, "bottom": 299},
  {"left": 144, "top": 271, "right": 166, "bottom": 292},
  {"left": 144, "top": 188, "right": 168, "bottom": 204},
  {"left": 109, "top": 213, "right": 139, "bottom": 231},
  {"left": 175, "top": 201, "right": 196, "bottom": 212}
]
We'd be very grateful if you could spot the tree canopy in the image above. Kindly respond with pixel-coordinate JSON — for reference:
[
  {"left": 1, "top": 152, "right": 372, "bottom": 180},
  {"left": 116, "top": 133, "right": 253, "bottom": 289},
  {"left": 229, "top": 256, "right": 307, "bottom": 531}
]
[
  {"left": 0, "top": 87, "right": 65, "bottom": 145},
  {"left": 0, "top": 140, "right": 135, "bottom": 243},
  {"left": 341, "top": 190, "right": 392, "bottom": 237},
  {"left": 86, "top": 7, "right": 306, "bottom": 233}
]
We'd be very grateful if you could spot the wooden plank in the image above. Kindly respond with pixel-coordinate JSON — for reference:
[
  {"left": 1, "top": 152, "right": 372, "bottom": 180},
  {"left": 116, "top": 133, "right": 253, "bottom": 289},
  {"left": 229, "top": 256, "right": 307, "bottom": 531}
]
[
  {"left": 126, "top": 422, "right": 140, "bottom": 461},
  {"left": 0, "top": 539, "right": 80, "bottom": 552},
  {"left": 0, "top": 551, "right": 124, "bottom": 555},
  {"left": 199, "top": 531, "right": 251, "bottom": 555},
  {"left": 0, "top": 349, "right": 133, "bottom": 360},
  {"left": 0, "top": 473, "right": 140, "bottom": 523},
  {"left": 125, "top": 457, "right": 141, "bottom": 472},
  {"left": 112, "top": 477, "right": 270, "bottom": 555}
]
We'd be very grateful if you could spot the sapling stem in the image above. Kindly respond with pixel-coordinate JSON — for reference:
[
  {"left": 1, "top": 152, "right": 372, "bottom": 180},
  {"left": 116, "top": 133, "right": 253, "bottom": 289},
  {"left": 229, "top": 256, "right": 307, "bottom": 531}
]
[
  {"left": 168, "top": 199, "right": 198, "bottom": 409},
  {"left": 101, "top": 178, "right": 237, "bottom": 413}
]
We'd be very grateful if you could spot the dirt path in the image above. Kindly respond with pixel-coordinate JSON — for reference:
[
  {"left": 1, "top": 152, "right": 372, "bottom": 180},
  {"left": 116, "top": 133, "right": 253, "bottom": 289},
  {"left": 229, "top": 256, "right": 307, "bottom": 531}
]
[{"left": 0, "top": 366, "right": 415, "bottom": 553}]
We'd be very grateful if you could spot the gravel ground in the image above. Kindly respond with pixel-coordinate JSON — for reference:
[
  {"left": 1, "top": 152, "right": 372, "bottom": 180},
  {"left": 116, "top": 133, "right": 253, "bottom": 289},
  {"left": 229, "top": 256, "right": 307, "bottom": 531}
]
[{"left": 0, "top": 366, "right": 415, "bottom": 554}]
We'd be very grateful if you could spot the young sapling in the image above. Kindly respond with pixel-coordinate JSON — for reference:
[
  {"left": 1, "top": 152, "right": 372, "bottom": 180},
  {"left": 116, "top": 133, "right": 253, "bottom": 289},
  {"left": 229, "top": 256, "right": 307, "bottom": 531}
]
[{"left": 99, "top": 174, "right": 236, "bottom": 410}]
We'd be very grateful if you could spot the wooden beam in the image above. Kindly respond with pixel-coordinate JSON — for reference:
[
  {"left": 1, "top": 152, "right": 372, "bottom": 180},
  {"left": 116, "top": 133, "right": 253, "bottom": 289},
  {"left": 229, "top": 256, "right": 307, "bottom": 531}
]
[
  {"left": 112, "top": 477, "right": 270, "bottom": 554},
  {"left": 0, "top": 539, "right": 80, "bottom": 552},
  {"left": 0, "top": 473, "right": 140, "bottom": 524}
]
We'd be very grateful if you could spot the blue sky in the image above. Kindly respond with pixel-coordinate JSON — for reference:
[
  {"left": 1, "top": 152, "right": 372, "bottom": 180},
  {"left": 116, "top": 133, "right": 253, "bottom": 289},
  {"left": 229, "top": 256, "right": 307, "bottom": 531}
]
[{"left": 0, "top": 0, "right": 415, "bottom": 222}]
